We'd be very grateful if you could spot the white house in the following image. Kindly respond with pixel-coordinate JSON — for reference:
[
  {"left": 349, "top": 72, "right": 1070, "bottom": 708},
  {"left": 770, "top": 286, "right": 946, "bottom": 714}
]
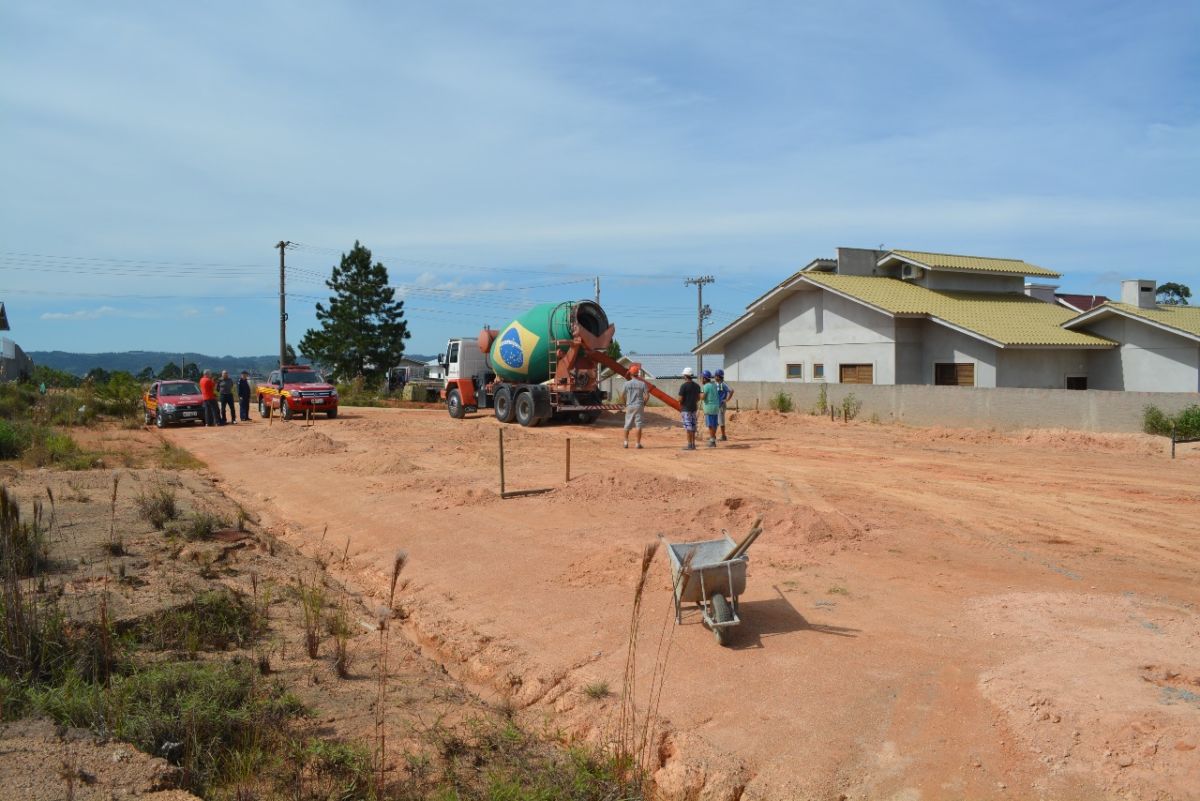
[{"left": 696, "top": 247, "right": 1198, "bottom": 392}]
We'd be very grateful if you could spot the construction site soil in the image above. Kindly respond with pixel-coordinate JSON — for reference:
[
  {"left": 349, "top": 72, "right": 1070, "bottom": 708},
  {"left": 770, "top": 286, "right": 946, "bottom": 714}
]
[{"left": 165, "top": 407, "right": 1200, "bottom": 801}]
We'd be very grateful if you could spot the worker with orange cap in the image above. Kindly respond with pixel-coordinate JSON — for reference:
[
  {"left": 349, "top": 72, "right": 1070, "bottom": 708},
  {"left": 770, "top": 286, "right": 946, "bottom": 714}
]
[{"left": 622, "top": 363, "right": 647, "bottom": 449}]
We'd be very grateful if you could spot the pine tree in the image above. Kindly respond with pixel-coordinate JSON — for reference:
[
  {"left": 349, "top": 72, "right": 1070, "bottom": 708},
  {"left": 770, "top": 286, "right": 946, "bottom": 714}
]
[{"left": 299, "top": 242, "right": 411, "bottom": 383}]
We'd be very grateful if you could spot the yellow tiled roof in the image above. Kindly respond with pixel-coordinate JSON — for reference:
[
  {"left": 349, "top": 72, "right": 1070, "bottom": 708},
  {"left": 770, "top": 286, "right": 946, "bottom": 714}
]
[
  {"left": 890, "top": 249, "right": 1061, "bottom": 278},
  {"left": 1102, "top": 303, "right": 1200, "bottom": 338},
  {"left": 803, "top": 274, "right": 1113, "bottom": 347}
]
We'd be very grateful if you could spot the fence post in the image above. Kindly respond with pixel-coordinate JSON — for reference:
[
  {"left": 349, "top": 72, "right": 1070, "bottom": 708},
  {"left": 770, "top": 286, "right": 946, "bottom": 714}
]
[
  {"left": 565, "top": 437, "right": 571, "bottom": 483},
  {"left": 498, "top": 428, "right": 506, "bottom": 495}
]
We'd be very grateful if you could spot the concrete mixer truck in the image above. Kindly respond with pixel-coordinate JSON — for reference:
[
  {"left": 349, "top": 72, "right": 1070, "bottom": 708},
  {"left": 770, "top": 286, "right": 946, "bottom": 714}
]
[{"left": 439, "top": 299, "right": 680, "bottom": 426}]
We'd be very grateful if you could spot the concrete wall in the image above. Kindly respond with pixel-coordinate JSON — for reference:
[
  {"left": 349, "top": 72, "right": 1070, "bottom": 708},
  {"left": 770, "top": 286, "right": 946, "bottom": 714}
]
[
  {"left": 723, "top": 381, "right": 1199, "bottom": 433},
  {"left": 1084, "top": 316, "right": 1200, "bottom": 392},
  {"left": 996, "top": 349, "right": 1090, "bottom": 389},
  {"left": 723, "top": 313, "right": 779, "bottom": 382},
  {"left": 916, "top": 273, "right": 1025, "bottom": 293},
  {"left": 918, "top": 321, "right": 998, "bottom": 387}
]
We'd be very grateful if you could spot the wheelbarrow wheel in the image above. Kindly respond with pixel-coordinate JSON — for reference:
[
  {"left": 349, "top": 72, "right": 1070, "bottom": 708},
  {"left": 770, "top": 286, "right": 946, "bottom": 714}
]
[{"left": 711, "top": 593, "right": 733, "bottom": 646}]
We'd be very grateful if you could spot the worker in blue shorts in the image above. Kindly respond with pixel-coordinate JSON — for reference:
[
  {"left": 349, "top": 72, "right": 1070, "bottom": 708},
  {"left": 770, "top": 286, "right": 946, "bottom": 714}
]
[
  {"left": 700, "top": 370, "right": 721, "bottom": 447},
  {"left": 714, "top": 369, "right": 734, "bottom": 441},
  {"left": 677, "top": 367, "right": 701, "bottom": 450}
]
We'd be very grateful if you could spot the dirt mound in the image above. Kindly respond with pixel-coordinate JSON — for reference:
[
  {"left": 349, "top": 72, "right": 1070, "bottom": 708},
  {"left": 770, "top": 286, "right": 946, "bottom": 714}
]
[
  {"left": 921, "top": 425, "right": 1165, "bottom": 455},
  {"left": 260, "top": 426, "right": 346, "bottom": 456},
  {"left": 343, "top": 451, "right": 417, "bottom": 475},
  {"left": 557, "top": 469, "right": 703, "bottom": 504},
  {"left": 689, "top": 496, "right": 864, "bottom": 549}
]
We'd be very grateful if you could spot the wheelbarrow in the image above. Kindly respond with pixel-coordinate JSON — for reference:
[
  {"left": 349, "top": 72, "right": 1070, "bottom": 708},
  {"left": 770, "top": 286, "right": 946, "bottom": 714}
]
[{"left": 659, "top": 526, "right": 757, "bottom": 646}]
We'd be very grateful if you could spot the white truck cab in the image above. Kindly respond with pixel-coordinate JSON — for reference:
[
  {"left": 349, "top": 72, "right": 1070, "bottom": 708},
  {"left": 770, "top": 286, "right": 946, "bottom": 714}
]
[{"left": 441, "top": 337, "right": 489, "bottom": 382}]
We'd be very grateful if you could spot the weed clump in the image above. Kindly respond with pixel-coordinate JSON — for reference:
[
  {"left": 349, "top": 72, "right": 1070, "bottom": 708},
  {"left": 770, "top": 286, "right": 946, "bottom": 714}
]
[
  {"left": 133, "top": 590, "right": 263, "bottom": 654},
  {"left": 1144, "top": 403, "right": 1200, "bottom": 439},
  {"left": 134, "top": 483, "right": 178, "bottom": 530},
  {"left": 768, "top": 391, "right": 794, "bottom": 413}
]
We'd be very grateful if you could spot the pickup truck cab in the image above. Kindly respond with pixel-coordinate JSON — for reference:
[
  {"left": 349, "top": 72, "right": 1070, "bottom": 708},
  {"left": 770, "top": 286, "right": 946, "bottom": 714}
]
[
  {"left": 257, "top": 365, "right": 338, "bottom": 420},
  {"left": 143, "top": 380, "right": 205, "bottom": 427}
]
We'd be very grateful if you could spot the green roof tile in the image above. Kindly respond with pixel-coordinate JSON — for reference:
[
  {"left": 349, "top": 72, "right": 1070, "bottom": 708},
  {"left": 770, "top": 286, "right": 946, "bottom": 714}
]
[
  {"left": 889, "top": 249, "right": 1061, "bottom": 278},
  {"left": 803, "top": 274, "right": 1113, "bottom": 347}
]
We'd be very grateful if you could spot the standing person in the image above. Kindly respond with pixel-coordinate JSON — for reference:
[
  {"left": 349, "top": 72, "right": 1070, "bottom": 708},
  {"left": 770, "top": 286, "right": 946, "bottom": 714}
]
[
  {"left": 218, "top": 370, "right": 236, "bottom": 425},
  {"left": 237, "top": 371, "right": 252, "bottom": 422},
  {"left": 199, "top": 370, "right": 219, "bottom": 427},
  {"left": 714, "top": 369, "right": 734, "bottom": 441},
  {"left": 676, "top": 367, "right": 701, "bottom": 451},
  {"left": 622, "top": 364, "right": 647, "bottom": 449},
  {"left": 701, "top": 370, "right": 720, "bottom": 448}
]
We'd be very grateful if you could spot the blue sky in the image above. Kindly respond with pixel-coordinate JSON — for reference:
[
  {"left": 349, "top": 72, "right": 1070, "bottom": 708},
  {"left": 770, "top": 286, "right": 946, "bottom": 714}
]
[{"left": 1, "top": 1, "right": 1197, "bottom": 361}]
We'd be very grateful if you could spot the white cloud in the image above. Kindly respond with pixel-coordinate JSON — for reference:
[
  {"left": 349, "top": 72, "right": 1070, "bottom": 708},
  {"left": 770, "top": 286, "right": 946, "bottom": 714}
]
[
  {"left": 39, "top": 305, "right": 159, "bottom": 321},
  {"left": 212, "top": 305, "right": 227, "bottom": 316}
]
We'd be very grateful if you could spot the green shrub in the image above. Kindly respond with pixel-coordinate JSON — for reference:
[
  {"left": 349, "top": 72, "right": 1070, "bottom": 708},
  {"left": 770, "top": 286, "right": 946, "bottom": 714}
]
[
  {"left": 768, "top": 391, "right": 794, "bottom": 413},
  {"left": 0, "top": 420, "right": 29, "bottom": 460},
  {"left": 134, "top": 484, "right": 178, "bottom": 530},
  {"left": 0, "top": 384, "right": 38, "bottom": 421},
  {"left": 814, "top": 383, "right": 828, "bottom": 415},
  {"left": 1144, "top": 404, "right": 1200, "bottom": 439},
  {"left": 841, "top": 393, "right": 862, "bottom": 421}
]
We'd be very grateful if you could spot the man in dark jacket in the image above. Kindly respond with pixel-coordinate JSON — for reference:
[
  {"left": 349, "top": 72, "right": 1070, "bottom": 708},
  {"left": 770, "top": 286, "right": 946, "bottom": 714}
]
[{"left": 237, "top": 371, "right": 252, "bottom": 422}]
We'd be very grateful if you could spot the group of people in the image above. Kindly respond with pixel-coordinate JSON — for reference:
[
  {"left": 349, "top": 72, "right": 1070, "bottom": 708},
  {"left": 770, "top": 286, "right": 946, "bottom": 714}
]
[
  {"left": 621, "top": 365, "right": 733, "bottom": 451},
  {"left": 197, "top": 369, "right": 253, "bottom": 427}
]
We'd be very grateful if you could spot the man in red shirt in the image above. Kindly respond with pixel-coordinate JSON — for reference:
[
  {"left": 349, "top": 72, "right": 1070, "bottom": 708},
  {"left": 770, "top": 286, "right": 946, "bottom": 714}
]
[{"left": 199, "top": 370, "right": 219, "bottom": 427}]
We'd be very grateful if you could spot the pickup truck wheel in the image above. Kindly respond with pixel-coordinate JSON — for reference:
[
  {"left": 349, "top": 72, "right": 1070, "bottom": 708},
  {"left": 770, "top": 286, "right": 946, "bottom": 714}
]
[
  {"left": 447, "top": 389, "right": 465, "bottom": 419},
  {"left": 258, "top": 397, "right": 269, "bottom": 418},
  {"left": 326, "top": 408, "right": 337, "bottom": 419},
  {"left": 280, "top": 398, "right": 293, "bottom": 421},
  {"left": 494, "top": 386, "right": 516, "bottom": 423},
  {"left": 515, "top": 391, "right": 540, "bottom": 427},
  {"left": 155, "top": 409, "right": 165, "bottom": 429},
  {"left": 144, "top": 407, "right": 153, "bottom": 426}
]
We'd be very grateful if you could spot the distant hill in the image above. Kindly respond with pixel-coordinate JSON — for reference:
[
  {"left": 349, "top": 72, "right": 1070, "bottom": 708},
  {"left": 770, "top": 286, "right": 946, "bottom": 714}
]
[{"left": 28, "top": 351, "right": 434, "bottom": 378}]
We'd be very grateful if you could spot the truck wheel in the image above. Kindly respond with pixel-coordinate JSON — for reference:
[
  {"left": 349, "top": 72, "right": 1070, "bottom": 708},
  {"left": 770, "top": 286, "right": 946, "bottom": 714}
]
[
  {"left": 447, "top": 389, "right": 465, "bottom": 419},
  {"left": 711, "top": 594, "right": 733, "bottom": 646},
  {"left": 576, "top": 410, "right": 601, "bottom": 424},
  {"left": 326, "top": 408, "right": 338, "bottom": 419},
  {"left": 281, "top": 399, "right": 293, "bottom": 421},
  {"left": 144, "top": 407, "right": 153, "bottom": 426},
  {"left": 258, "top": 397, "right": 268, "bottom": 418},
  {"left": 515, "top": 391, "right": 540, "bottom": 427},
  {"left": 155, "top": 409, "right": 165, "bottom": 429},
  {"left": 494, "top": 386, "right": 516, "bottom": 423}
]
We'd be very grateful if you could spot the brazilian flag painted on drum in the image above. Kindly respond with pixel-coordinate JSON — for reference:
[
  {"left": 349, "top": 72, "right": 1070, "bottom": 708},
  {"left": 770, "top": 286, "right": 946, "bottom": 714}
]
[{"left": 488, "top": 301, "right": 583, "bottom": 383}]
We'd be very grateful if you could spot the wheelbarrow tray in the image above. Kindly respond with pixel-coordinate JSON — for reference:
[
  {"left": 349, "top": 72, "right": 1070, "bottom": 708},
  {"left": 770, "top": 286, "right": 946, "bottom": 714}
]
[{"left": 666, "top": 536, "right": 748, "bottom": 604}]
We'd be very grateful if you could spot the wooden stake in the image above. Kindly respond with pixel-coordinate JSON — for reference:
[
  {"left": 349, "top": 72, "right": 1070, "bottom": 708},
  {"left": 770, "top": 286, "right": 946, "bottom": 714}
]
[
  {"left": 499, "top": 428, "right": 506, "bottom": 496},
  {"left": 565, "top": 437, "right": 571, "bottom": 483}
]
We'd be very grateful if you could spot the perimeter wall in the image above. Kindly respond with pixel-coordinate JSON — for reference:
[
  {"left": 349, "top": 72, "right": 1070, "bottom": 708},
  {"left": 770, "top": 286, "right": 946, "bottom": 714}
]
[{"left": 721, "top": 382, "right": 1197, "bottom": 433}]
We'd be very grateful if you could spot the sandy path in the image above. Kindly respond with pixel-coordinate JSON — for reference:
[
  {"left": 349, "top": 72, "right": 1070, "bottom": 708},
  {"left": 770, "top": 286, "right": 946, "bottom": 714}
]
[{"left": 165, "top": 407, "right": 1200, "bottom": 801}]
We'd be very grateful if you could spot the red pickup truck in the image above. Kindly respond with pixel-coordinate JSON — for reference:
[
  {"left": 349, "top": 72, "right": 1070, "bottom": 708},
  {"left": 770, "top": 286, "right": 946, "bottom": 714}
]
[
  {"left": 143, "top": 380, "right": 206, "bottom": 427},
  {"left": 257, "top": 365, "right": 339, "bottom": 420}
]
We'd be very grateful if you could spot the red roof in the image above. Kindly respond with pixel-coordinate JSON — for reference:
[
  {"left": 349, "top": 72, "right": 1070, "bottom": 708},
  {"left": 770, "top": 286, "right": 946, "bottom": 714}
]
[{"left": 1056, "top": 293, "right": 1109, "bottom": 312}]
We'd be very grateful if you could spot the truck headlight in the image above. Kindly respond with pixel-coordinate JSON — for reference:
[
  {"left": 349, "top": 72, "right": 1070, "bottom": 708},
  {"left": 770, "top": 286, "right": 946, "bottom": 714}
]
[{"left": 160, "top": 403, "right": 176, "bottom": 412}]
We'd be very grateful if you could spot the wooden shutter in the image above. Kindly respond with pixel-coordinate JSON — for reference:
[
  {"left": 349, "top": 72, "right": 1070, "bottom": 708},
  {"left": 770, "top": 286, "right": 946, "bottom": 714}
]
[
  {"left": 934, "top": 363, "right": 974, "bottom": 386},
  {"left": 839, "top": 364, "right": 873, "bottom": 384}
]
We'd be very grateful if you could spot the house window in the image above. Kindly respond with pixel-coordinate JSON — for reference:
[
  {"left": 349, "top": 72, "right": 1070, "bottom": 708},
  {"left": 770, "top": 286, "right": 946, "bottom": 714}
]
[
  {"left": 813, "top": 363, "right": 825, "bottom": 381},
  {"left": 785, "top": 363, "right": 803, "bottom": 380},
  {"left": 839, "top": 364, "right": 874, "bottom": 384},
  {"left": 1065, "top": 376, "right": 1087, "bottom": 390},
  {"left": 934, "top": 363, "right": 975, "bottom": 387}
]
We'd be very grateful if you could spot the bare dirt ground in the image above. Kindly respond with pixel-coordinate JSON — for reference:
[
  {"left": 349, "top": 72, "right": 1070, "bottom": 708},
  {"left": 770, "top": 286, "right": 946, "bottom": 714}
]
[{"left": 163, "top": 406, "right": 1200, "bottom": 801}]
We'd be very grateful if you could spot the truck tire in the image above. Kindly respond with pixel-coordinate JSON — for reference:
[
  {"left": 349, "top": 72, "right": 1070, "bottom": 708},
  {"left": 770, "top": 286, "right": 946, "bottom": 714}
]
[
  {"left": 281, "top": 398, "right": 293, "bottom": 421},
  {"left": 711, "top": 593, "right": 733, "bottom": 647},
  {"left": 326, "top": 408, "right": 337, "bottom": 419},
  {"left": 258, "top": 397, "right": 269, "bottom": 418},
  {"left": 447, "top": 388, "right": 465, "bottom": 419},
  {"left": 144, "top": 407, "right": 153, "bottom": 426},
  {"left": 494, "top": 386, "right": 516, "bottom": 423},
  {"left": 576, "top": 410, "right": 601, "bottom": 424},
  {"left": 515, "top": 391, "right": 541, "bottom": 427},
  {"left": 155, "top": 409, "right": 165, "bottom": 429}
]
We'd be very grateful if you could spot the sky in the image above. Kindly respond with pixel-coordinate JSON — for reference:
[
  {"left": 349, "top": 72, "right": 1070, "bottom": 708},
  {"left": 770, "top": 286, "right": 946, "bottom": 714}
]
[{"left": 1, "top": 1, "right": 1197, "bottom": 362}]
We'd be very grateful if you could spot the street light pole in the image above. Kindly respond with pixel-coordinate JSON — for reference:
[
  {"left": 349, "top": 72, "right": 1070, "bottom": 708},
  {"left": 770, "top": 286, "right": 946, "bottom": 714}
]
[{"left": 684, "top": 275, "right": 714, "bottom": 375}]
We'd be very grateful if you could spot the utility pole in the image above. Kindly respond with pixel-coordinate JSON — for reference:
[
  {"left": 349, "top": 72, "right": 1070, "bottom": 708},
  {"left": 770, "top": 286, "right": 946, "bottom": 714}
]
[
  {"left": 684, "top": 275, "right": 714, "bottom": 375},
  {"left": 276, "top": 241, "right": 291, "bottom": 367}
]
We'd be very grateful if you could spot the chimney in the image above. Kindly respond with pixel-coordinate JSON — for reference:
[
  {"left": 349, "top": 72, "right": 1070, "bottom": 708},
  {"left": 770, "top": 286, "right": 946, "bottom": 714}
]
[
  {"left": 1121, "top": 279, "right": 1157, "bottom": 309},
  {"left": 1024, "top": 283, "right": 1059, "bottom": 303}
]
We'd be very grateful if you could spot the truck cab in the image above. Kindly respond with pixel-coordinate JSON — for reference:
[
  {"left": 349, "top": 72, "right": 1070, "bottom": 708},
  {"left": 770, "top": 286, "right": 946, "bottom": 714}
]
[
  {"left": 257, "top": 365, "right": 339, "bottom": 420},
  {"left": 439, "top": 337, "right": 493, "bottom": 417}
]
